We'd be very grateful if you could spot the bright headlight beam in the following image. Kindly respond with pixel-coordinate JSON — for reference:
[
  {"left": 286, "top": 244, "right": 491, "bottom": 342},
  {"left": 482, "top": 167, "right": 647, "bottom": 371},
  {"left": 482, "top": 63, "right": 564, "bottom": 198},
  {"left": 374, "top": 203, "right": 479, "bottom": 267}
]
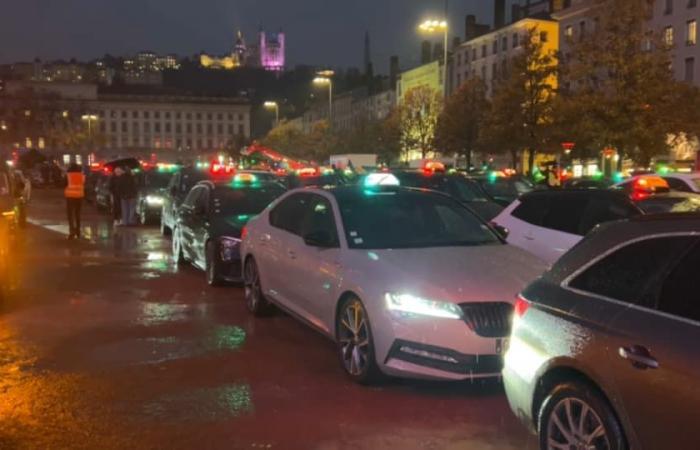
[
  {"left": 385, "top": 293, "right": 463, "bottom": 319},
  {"left": 146, "top": 195, "right": 164, "bottom": 205}
]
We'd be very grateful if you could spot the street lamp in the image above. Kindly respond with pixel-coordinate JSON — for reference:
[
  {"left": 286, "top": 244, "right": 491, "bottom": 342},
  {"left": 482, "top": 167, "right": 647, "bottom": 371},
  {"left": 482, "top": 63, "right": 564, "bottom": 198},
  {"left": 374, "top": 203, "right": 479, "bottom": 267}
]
[
  {"left": 264, "top": 101, "right": 279, "bottom": 127},
  {"left": 81, "top": 114, "right": 98, "bottom": 158},
  {"left": 418, "top": 18, "right": 449, "bottom": 96},
  {"left": 313, "top": 70, "right": 334, "bottom": 124}
]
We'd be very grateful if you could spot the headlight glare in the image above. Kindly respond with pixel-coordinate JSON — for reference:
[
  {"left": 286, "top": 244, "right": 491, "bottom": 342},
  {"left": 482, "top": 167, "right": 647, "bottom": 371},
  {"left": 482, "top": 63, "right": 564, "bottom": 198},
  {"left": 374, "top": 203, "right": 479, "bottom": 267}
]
[
  {"left": 146, "top": 195, "right": 164, "bottom": 205},
  {"left": 385, "top": 293, "right": 463, "bottom": 319}
]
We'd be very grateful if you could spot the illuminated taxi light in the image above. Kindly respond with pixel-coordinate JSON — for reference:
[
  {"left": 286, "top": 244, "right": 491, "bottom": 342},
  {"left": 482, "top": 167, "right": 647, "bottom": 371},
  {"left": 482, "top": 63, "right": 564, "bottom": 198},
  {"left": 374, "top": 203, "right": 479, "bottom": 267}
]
[
  {"left": 364, "top": 173, "right": 400, "bottom": 187},
  {"left": 423, "top": 161, "right": 446, "bottom": 174},
  {"left": 212, "top": 163, "right": 235, "bottom": 175},
  {"left": 297, "top": 167, "right": 318, "bottom": 177},
  {"left": 233, "top": 173, "right": 257, "bottom": 183},
  {"left": 385, "top": 293, "right": 463, "bottom": 319}
]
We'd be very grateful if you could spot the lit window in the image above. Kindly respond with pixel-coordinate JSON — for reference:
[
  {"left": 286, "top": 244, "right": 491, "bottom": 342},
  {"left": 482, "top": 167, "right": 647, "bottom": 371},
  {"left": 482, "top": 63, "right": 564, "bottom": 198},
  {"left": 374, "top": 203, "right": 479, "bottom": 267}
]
[
  {"left": 687, "top": 20, "right": 697, "bottom": 45},
  {"left": 565, "top": 26, "right": 573, "bottom": 39},
  {"left": 665, "top": 26, "right": 675, "bottom": 46}
]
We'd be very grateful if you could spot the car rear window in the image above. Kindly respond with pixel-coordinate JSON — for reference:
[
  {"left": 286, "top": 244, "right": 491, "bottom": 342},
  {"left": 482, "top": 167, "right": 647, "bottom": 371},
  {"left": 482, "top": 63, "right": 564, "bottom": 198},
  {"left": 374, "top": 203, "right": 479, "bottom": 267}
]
[
  {"left": 511, "top": 195, "right": 549, "bottom": 226},
  {"left": 636, "top": 196, "right": 700, "bottom": 214}
]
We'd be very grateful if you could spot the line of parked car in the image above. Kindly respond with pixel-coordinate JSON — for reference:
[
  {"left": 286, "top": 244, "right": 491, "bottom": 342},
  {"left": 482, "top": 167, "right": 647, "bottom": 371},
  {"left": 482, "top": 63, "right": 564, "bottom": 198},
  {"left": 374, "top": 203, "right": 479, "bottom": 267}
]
[{"left": 87, "top": 159, "right": 700, "bottom": 449}]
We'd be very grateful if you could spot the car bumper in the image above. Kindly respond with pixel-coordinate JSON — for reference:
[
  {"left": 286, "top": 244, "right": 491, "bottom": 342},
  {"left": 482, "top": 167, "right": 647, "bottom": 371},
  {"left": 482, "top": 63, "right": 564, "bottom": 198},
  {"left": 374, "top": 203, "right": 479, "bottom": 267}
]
[
  {"left": 219, "top": 258, "right": 243, "bottom": 283},
  {"left": 374, "top": 312, "right": 508, "bottom": 381},
  {"left": 502, "top": 336, "right": 539, "bottom": 433}
]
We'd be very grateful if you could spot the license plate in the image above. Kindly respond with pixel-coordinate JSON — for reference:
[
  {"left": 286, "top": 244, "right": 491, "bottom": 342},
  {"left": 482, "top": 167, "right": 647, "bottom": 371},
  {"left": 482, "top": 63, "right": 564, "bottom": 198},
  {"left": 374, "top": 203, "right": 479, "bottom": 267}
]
[{"left": 496, "top": 338, "right": 510, "bottom": 355}]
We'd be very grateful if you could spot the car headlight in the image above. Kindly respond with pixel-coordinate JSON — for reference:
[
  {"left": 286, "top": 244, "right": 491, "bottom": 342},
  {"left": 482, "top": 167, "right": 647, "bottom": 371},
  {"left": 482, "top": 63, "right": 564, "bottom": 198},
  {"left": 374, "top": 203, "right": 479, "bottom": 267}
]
[
  {"left": 385, "top": 293, "right": 464, "bottom": 319},
  {"left": 219, "top": 237, "right": 241, "bottom": 262},
  {"left": 146, "top": 195, "right": 164, "bottom": 206}
]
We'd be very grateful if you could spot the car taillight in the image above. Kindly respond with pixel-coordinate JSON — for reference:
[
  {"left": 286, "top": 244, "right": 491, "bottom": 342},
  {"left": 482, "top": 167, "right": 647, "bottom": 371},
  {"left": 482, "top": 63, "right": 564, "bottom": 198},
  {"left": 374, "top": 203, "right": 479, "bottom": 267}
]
[
  {"left": 514, "top": 294, "right": 531, "bottom": 318},
  {"left": 241, "top": 226, "right": 248, "bottom": 240}
]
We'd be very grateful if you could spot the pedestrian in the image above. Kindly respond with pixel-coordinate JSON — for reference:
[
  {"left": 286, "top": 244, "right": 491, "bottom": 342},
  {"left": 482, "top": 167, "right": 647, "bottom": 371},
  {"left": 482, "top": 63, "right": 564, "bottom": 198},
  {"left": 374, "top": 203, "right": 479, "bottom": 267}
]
[
  {"left": 109, "top": 167, "right": 123, "bottom": 225},
  {"left": 64, "top": 163, "right": 85, "bottom": 240},
  {"left": 116, "top": 167, "right": 138, "bottom": 226}
]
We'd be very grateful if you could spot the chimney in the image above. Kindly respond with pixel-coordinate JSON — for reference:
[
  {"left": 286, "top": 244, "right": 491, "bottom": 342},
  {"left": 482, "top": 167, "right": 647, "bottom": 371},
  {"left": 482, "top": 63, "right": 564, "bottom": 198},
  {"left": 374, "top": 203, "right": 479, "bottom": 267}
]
[
  {"left": 432, "top": 42, "right": 444, "bottom": 64},
  {"left": 465, "top": 14, "right": 477, "bottom": 41},
  {"left": 421, "top": 40, "right": 432, "bottom": 64},
  {"left": 494, "top": 0, "right": 506, "bottom": 29},
  {"left": 511, "top": 4, "right": 522, "bottom": 23},
  {"left": 389, "top": 55, "right": 399, "bottom": 89}
]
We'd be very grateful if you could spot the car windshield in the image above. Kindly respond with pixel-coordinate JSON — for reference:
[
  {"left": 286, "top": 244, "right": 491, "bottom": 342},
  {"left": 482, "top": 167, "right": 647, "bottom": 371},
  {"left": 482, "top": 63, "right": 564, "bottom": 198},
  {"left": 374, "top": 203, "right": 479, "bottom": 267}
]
[
  {"left": 144, "top": 171, "right": 172, "bottom": 188},
  {"left": 335, "top": 189, "right": 500, "bottom": 249},
  {"left": 636, "top": 195, "right": 700, "bottom": 214},
  {"left": 451, "top": 177, "right": 490, "bottom": 202},
  {"left": 211, "top": 185, "right": 284, "bottom": 216}
]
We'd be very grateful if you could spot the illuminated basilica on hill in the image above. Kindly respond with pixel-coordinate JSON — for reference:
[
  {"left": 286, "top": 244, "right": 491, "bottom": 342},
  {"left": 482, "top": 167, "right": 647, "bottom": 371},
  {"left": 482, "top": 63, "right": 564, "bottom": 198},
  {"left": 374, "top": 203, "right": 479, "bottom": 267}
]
[{"left": 200, "top": 28, "right": 285, "bottom": 72}]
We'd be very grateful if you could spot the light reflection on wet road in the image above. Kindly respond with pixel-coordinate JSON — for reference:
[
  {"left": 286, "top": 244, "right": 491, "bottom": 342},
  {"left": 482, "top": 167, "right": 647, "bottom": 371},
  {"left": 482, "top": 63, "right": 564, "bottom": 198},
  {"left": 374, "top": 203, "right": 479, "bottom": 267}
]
[{"left": 0, "top": 190, "right": 537, "bottom": 449}]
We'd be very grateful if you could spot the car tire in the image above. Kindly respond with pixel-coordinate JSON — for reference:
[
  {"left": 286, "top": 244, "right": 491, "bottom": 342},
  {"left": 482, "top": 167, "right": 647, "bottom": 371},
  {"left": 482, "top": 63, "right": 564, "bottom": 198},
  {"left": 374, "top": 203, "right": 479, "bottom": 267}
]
[
  {"left": 244, "top": 257, "right": 273, "bottom": 316},
  {"left": 172, "top": 227, "right": 185, "bottom": 265},
  {"left": 206, "top": 241, "right": 224, "bottom": 287},
  {"left": 538, "top": 381, "right": 627, "bottom": 450},
  {"left": 335, "top": 296, "right": 383, "bottom": 385}
]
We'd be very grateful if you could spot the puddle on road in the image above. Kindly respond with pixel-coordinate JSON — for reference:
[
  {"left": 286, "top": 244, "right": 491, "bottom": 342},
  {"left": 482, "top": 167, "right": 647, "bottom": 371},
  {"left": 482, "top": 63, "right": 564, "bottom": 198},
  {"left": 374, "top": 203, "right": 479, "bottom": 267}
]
[
  {"left": 134, "top": 302, "right": 209, "bottom": 326},
  {"left": 141, "top": 384, "right": 254, "bottom": 422},
  {"left": 90, "top": 325, "right": 247, "bottom": 366}
]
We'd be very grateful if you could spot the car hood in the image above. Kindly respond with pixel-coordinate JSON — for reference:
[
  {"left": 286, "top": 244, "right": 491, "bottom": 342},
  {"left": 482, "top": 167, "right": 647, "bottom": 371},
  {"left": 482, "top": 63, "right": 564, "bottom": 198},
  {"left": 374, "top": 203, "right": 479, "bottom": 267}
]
[
  {"left": 345, "top": 244, "right": 546, "bottom": 304},
  {"left": 464, "top": 200, "right": 504, "bottom": 222}
]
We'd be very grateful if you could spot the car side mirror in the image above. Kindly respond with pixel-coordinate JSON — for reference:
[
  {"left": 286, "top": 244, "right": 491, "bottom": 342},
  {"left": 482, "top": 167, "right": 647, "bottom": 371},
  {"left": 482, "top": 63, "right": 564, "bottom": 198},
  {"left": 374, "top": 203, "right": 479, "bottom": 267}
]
[
  {"left": 303, "top": 230, "right": 336, "bottom": 248},
  {"left": 490, "top": 222, "right": 509, "bottom": 240}
]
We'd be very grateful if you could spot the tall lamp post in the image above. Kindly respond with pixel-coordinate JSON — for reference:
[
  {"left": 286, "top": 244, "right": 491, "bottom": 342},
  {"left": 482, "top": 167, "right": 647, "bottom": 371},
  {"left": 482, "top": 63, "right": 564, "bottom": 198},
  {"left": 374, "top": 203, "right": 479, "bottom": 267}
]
[
  {"left": 81, "top": 114, "right": 98, "bottom": 167},
  {"left": 313, "top": 70, "right": 334, "bottom": 125},
  {"left": 418, "top": 18, "right": 449, "bottom": 97},
  {"left": 264, "top": 101, "right": 280, "bottom": 127}
]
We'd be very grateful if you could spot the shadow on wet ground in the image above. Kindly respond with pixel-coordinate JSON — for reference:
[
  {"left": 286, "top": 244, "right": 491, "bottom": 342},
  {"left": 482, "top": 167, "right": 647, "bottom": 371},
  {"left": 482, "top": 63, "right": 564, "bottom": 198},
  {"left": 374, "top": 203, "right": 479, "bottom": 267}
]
[{"left": 0, "top": 189, "right": 538, "bottom": 450}]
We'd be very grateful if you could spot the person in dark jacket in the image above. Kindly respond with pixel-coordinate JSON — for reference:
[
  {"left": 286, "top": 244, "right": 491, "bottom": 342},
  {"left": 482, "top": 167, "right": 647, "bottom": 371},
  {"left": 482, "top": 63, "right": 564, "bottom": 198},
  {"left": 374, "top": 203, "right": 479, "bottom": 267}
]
[
  {"left": 109, "top": 167, "right": 123, "bottom": 225},
  {"left": 115, "top": 167, "right": 138, "bottom": 225}
]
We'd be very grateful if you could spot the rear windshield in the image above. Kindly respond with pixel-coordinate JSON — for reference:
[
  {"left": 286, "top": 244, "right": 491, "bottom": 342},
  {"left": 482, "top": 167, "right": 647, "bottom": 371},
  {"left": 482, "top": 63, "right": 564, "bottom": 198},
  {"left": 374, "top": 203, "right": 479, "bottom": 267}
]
[
  {"left": 211, "top": 185, "right": 285, "bottom": 216},
  {"left": 636, "top": 196, "right": 700, "bottom": 214},
  {"left": 335, "top": 189, "right": 500, "bottom": 249}
]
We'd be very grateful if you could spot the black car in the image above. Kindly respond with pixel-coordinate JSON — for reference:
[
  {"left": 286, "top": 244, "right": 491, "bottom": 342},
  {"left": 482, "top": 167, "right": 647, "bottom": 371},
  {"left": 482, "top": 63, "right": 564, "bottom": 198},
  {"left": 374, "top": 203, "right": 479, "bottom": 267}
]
[
  {"left": 392, "top": 170, "right": 504, "bottom": 221},
  {"left": 473, "top": 175, "right": 541, "bottom": 207},
  {"left": 285, "top": 172, "right": 346, "bottom": 189},
  {"left": 135, "top": 169, "right": 175, "bottom": 225},
  {"left": 633, "top": 191, "right": 700, "bottom": 214},
  {"left": 160, "top": 168, "right": 210, "bottom": 236},
  {"left": 94, "top": 172, "right": 113, "bottom": 213},
  {"left": 562, "top": 176, "right": 613, "bottom": 190},
  {"left": 504, "top": 214, "right": 700, "bottom": 449},
  {"left": 171, "top": 178, "right": 285, "bottom": 285}
]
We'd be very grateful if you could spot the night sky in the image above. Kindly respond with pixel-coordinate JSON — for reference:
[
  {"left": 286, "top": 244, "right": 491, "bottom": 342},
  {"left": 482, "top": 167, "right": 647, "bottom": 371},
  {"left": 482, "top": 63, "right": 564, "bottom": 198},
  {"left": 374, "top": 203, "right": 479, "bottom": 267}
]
[{"left": 0, "top": 0, "right": 499, "bottom": 73}]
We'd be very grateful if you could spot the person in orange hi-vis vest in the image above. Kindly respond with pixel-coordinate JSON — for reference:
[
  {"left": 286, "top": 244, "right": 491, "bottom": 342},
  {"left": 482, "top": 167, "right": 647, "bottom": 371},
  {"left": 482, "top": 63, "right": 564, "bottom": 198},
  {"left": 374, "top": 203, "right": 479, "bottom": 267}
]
[{"left": 64, "top": 163, "right": 85, "bottom": 240}]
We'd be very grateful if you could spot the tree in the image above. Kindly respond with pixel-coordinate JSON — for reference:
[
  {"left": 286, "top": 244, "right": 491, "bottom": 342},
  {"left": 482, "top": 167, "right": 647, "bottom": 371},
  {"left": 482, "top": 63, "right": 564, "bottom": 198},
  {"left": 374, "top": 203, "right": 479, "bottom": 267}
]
[
  {"left": 397, "top": 86, "right": 443, "bottom": 160},
  {"left": 434, "top": 78, "right": 490, "bottom": 169},
  {"left": 482, "top": 26, "right": 558, "bottom": 174},
  {"left": 555, "top": 0, "right": 700, "bottom": 167}
]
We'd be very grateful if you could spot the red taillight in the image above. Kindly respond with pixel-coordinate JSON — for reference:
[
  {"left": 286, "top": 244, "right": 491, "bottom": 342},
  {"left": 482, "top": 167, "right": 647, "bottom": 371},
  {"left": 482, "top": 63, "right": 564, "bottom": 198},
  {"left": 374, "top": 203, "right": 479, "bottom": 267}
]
[
  {"left": 514, "top": 294, "right": 531, "bottom": 318},
  {"left": 241, "top": 226, "right": 248, "bottom": 240},
  {"left": 631, "top": 190, "right": 650, "bottom": 201}
]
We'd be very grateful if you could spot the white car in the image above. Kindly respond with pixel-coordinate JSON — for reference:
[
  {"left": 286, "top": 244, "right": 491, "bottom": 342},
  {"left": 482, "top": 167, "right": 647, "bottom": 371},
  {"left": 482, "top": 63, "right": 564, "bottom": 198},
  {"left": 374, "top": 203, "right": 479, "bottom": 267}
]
[
  {"left": 241, "top": 183, "right": 546, "bottom": 383},
  {"left": 492, "top": 189, "right": 642, "bottom": 265},
  {"left": 661, "top": 172, "right": 700, "bottom": 193}
]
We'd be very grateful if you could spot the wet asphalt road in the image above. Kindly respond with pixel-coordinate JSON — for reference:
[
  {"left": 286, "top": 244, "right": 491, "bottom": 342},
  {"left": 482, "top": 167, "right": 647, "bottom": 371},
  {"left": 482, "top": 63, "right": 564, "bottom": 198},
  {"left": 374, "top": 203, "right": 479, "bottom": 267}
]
[{"left": 0, "top": 189, "right": 538, "bottom": 450}]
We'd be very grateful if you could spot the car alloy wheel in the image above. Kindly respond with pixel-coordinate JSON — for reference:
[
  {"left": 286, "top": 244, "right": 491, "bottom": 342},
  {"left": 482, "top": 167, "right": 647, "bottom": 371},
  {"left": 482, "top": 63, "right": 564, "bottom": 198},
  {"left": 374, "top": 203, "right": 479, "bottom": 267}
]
[
  {"left": 336, "top": 297, "right": 382, "bottom": 384},
  {"left": 244, "top": 258, "right": 272, "bottom": 315},
  {"left": 539, "top": 381, "right": 626, "bottom": 450}
]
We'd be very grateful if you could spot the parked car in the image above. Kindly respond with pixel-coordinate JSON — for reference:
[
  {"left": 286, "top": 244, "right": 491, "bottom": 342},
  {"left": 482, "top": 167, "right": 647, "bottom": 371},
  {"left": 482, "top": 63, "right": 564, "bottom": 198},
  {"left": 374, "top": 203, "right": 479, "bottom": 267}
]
[
  {"left": 172, "top": 175, "right": 285, "bottom": 285},
  {"left": 473, "top": 175, "right": 541, "bottom": 207},
  {"left": 661, "top": 172, "right": 700, "bottom": 193},
  {"left": 160, "top": 168, "right": 209, "bottom": 236},
  {"left": 492, "top": 189, "right": 642, "bottom": 265},
  {"left": 241, "top": 184, "right": 546, "bottom": 383},
  {"left": 392, "top": 170, "right": 504, "bottom": 221},
  {"left": 94, "top": 173, "right": 113, "bottom": 213},
  {"left": 562, "top": 176, "right": 613, "bottom": 190},
  {"left": 503, "top": 214, "right": 700, "bottom": 450},
  {"left": 135, "top": 169, "right": 174, "bottom": 225}
]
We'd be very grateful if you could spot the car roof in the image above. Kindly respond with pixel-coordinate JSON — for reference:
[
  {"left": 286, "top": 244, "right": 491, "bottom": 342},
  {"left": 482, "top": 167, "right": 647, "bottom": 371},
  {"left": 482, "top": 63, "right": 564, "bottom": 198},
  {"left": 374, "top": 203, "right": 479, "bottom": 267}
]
[
  {"left": 519, "top": 188, "right": 630, "bottom": 201},
  {"left": 662, "top": 172, "right": 700, "bottom": 180},
  {"left": 546, "top": 213, "right": 700, "bottom": 284}
]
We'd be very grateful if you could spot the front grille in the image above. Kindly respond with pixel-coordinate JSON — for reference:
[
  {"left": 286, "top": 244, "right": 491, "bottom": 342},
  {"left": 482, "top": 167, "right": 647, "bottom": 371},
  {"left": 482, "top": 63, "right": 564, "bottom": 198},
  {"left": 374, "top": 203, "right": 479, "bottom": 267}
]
[{"left": 459, "top": 302, "right": 513, "bottom": 338}]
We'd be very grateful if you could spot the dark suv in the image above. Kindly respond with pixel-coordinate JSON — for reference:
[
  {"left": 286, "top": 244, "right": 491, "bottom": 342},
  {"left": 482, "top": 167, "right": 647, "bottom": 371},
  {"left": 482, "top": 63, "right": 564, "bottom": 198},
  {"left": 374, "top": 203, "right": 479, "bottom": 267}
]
[{"left": 504, "top": 214, "right": 700, "bottom": 449}]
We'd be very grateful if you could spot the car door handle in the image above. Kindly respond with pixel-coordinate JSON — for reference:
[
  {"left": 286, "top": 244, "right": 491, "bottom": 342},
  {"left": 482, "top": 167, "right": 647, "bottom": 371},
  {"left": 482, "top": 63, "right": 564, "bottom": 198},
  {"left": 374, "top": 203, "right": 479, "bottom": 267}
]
[
  {"left": 619, "top": 346, "right": 659, "bottom": 370},
  {"left": 288, "top": 250, "right": 296, "bottom": 259}
]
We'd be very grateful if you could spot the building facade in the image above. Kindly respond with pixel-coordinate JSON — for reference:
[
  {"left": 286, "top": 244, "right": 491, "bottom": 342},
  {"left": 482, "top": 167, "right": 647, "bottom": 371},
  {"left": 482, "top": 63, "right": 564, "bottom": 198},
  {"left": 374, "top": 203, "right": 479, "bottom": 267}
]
[
  {"left": 451, "top": 17, "right": 559, "bottom": 96},
  {"left": 650, "top": 0, "right": 700, "bottom": 84},
  {"left": 396, "top": 60, "right": 443, "bottom": 103}
]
